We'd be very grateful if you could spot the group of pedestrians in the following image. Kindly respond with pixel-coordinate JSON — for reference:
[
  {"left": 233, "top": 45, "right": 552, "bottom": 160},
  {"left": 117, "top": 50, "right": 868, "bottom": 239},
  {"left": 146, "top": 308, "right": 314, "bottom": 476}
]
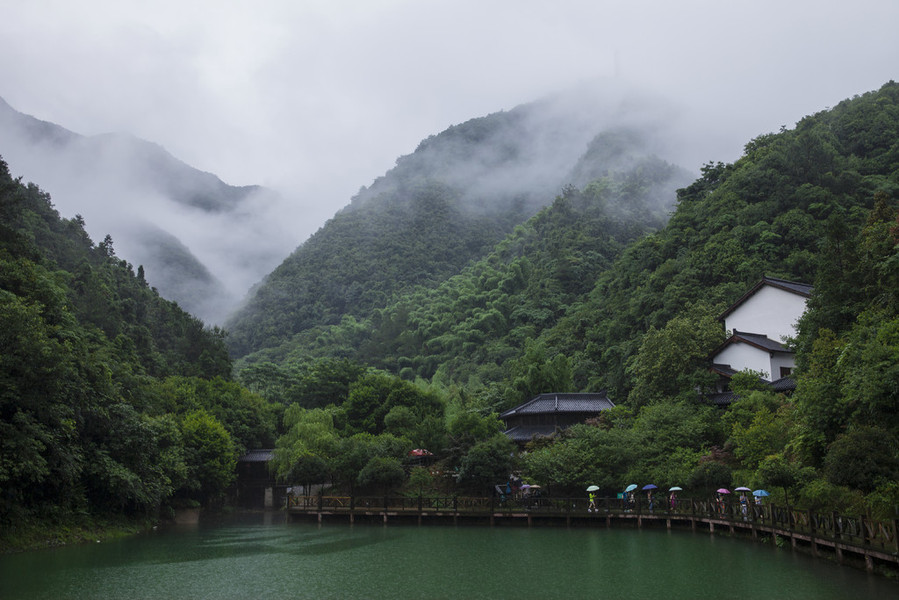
[
  {"left": 614, "top": 485, "right": 681, "bottom": 513},
  {"left": 589, "top": 485, "right": 767, "bottom": 515},
  {"left": 715, "top": 488, "right": 764, "bottom": 517}
]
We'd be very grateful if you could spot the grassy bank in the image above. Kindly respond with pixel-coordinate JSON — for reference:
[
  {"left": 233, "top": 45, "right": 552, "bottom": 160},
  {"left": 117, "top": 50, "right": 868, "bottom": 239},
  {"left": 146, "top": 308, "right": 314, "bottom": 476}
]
[{"left": 0, "top": 514, "right": 154, "bottom": 554}]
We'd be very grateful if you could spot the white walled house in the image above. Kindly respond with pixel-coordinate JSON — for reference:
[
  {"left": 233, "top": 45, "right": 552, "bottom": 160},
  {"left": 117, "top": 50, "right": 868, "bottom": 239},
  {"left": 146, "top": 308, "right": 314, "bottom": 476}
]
[
  {"left": 706, "top": 276, "right": 812, "bottom": 405},
  {"left": 712, "top": 332, "right": 796, "bottom": 381},
  {"left": 719, "top": 278, "right": 812, "bottom": 349}
]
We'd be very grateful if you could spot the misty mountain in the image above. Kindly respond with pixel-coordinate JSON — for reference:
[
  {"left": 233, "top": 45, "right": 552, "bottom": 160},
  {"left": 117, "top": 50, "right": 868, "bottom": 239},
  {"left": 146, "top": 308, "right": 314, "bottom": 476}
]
[
  {"left": 0, "top": 96, "right": 293, "bottom": 324},
  {"left": 234, "top": 81, "right": 899, "bottom": 414},
  {"left": 225, "top": 87, "right": 695, "bottom": 358}
]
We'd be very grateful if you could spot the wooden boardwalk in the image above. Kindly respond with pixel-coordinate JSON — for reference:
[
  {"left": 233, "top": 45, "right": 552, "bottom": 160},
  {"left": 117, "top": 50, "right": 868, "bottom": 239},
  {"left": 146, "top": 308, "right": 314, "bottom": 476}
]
[{"left": 287, "top": 494, "right": 899, "bottom": 573}]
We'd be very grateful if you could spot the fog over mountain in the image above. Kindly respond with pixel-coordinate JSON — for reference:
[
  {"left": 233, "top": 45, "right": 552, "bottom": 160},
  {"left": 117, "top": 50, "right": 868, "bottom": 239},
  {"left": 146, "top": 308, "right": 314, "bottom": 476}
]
[
  {"left": 3, "top": 1, "right": 895, "bottom": 262},
  {"left": 0, "top": 96, "right": 297, "bottom": 323},
  {"left": 351, "top": 82, "right": 687, "bottom": 215},
  {"left": 2, "top": 80, "right": 694, "bottom": 327},
  {"left": 223, "top": 82, "right": 697, "bottom": 357}
]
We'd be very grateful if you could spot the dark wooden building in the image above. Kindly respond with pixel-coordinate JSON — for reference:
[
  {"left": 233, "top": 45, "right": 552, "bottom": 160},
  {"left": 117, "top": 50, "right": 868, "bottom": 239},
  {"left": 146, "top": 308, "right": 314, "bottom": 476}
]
[
  {"left": 235, "top": 449, "right": 280, "bottom": 509},
  {"left": 501, "top": 392, "right": 615, "bottom": 445}
]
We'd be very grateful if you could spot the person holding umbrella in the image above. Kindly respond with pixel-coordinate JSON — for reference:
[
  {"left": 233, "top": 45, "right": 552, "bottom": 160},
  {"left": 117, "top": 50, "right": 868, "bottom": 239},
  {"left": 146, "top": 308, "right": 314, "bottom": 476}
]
[
  {"left": 735, "top": 487, "right": 751, "bottom": 519},
  {"left": 624, "top": 484, "right": 637, "bottom": 512},
  {"left": 753, "top": 489, "right": 769, "bottom": 520},
  {"left": 586, "top": 485, "right": 599, "bottom": 512},
  {"left": 716, "top": 488, "right": 730, "bottom": 514},
  {"left": 642, "top": 484, "right": 658, "bottom": 512},
  {"left": 668, "top": 486, "right": 682, "bottom": 510}
]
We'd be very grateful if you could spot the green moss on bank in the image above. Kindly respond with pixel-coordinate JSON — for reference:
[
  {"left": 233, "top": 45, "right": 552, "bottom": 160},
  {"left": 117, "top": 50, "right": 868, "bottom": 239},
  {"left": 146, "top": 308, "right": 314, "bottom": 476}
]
[{"left": 0, "top": 514, "right": 154, "bottom": 554}]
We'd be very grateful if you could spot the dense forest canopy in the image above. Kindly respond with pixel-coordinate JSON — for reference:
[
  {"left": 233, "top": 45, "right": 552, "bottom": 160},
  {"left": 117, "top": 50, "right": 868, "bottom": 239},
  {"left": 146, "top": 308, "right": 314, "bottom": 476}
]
[
  {"left": 0, "top": 158, "right": 276, "bottom": 529},
  {"left": 2, "top": 82, "right": 899, "bottom": 541},
  {"left": 224, "top": 98, "right": 695, "bottom": 359},
  {"left": 236, "top": 82, "right": 899, "bottom": 517}
]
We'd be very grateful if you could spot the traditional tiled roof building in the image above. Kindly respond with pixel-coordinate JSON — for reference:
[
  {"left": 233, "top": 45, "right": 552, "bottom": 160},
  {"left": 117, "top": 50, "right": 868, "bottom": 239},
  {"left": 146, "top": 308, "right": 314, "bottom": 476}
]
[
  {"left": 705, "top": 276, "right": 812, "bottom": 406},
  {"left": 501, "top": 392, "right": 615, "bottom": 444}
]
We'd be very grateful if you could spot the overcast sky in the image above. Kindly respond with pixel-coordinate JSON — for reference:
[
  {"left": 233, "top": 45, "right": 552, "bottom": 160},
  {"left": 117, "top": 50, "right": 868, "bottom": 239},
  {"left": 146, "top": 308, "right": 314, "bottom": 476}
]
[{"left": 2, "top": 0, "right": 898, "bottom": 243}]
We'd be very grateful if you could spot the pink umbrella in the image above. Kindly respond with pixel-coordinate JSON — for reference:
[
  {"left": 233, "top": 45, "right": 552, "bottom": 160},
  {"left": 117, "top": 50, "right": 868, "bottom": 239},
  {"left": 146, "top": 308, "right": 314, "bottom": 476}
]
[{"left": 716, "top": 488, "right": 730, "bottom": 494}]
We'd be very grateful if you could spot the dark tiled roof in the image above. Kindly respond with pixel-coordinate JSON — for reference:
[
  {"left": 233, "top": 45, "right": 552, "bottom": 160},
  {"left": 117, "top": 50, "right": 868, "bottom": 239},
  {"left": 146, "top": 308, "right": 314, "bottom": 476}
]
[
  {"left": 500, "top": 392, "right": 615, "bottom": 418},
  {"left": 769, "top": 376, "right": 797, "bottom": 392},
  {"left": 238, "top": 449, "right": 274, "bottom": 463},
  {"left": 711, "top": 331, "right": 789, "bottom": 359},
  {"left": 503, "top": 425, "right": 559, "bottom": 443},
  {"left": 709, "top": 363, "right": 738, "bottom": 377},
  {"left": 719, "top": 276, "right": 813, "bottom": 321},
  {"left": 763, "top": 276, "right": 813, "bottom": 297},
  {"left": 733, "top": 331, "right": 789, "bottom": 352},
  {"left": 705, "top": 391, "right": 739, "bottom": 407},
  {"left": 704, "top": 376, "right": 797, "bottom": 407}
]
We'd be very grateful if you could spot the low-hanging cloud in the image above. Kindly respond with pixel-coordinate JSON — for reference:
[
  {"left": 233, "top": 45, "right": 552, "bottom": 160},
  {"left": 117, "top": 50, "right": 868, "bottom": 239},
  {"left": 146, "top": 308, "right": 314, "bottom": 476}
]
[{"left": 1, "top": 0, "right": 898, "bottom": 319}]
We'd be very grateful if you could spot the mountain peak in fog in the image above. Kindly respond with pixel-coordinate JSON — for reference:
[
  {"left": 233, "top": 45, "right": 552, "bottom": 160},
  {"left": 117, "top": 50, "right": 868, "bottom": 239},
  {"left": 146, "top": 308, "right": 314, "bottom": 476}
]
[{"left": 0, "top": 96, "right": 296, "bottom": 324}]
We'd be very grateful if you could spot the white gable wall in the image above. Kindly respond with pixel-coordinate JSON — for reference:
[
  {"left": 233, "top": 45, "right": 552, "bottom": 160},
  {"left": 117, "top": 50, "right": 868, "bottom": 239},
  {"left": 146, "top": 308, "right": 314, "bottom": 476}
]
[
  {"left": 725, "top": 285, "right": 807, "bottom": 342},
  {"left": 713, "top": 342, "right": 797, "bottom": 382},
  {"left": 770, "top": 352, "right": 797, "bottom": 379},
  {"left": 714, "top": 343, "right": 774, "bottom": 380}
]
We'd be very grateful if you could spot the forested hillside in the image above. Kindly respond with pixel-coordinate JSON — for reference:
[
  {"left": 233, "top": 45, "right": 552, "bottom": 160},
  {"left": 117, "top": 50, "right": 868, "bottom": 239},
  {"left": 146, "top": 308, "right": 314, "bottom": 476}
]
[
  {"left": 233, "top": 83, "right": 899, "bottom": 406},
  {"left": 240, "top": 82, "right": 899, "bottom": 518},
  {"left": 0, "top": 96, "right": 289, "bottom": 324},
  {"left": 225, "top": 94, "right": 694, "bottom": 358},
  {"left": 3, "top": 81, "right": 897, "bottom": 542},
  {"left": 237, "top": 148, "right": 690, "bottom": 406},
  {"left": 0, "top": 158, "right": 277, "bottom": 533}
]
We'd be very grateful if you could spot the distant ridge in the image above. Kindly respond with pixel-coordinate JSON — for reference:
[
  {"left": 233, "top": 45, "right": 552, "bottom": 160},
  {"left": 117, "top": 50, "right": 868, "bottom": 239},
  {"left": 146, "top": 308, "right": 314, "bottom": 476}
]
[{"left": 0, "top": 96, "right": 292, "bottom": 324}]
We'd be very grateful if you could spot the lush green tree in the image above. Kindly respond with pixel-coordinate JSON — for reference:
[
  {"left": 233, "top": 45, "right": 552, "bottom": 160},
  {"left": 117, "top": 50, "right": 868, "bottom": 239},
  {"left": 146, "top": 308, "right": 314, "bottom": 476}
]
[
  {"left": 724, "top": 392, "right": 793, "bottom": 471},
  {"left": 504, "top": 340, "right": 573, "bottom": 408},
  {"left": 288, "top": 454, "right": 331, "bottom": 495},
  {"left": 356, "top": 456, "right": 405, "bottom": 494},
  {"left": 408, "top": 466, "right": 433, "bottom": 495},
  {"left": 179, "top": 410, "right": 237, "bottom": 506},
  {"left": 822, "top": 427, "right": 899, "bottom": 493},
  {"left": 688, "top": 461, "right": 733, "bottom": 497},
  {"left": 757, "top": 453, "right": 802, "bottom": 506},
  {"left": 523, "top": 425, "right": 638, "bottom": 495},
  {"left": 271, "top": 406, "right": 339, "bottom": 481},
  {"left": 625, "top": 304, "right": 724, "bottom": 406},
  {"left": 458, "top": 434, "right": 517, "bottom": 492}
]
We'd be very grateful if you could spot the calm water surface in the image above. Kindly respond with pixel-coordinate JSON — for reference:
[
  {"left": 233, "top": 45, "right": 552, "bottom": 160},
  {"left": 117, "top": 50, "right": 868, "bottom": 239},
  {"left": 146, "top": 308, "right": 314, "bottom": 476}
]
[{"left": 0, "top": 512, "right": 895, "bottom": 599}]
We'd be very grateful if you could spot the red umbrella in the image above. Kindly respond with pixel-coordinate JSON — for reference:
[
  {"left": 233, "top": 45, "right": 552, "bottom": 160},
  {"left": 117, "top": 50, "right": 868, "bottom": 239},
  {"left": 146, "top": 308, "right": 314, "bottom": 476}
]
[{"left": 408, "top": 448, "right": 434, "bottom": 456}]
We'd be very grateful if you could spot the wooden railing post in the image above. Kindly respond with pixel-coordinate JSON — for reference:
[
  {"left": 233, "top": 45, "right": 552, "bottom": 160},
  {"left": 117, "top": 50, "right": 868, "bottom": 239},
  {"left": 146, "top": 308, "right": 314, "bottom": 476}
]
[{"left": 859, "top": 515, "right": 867, "bottom": 546}]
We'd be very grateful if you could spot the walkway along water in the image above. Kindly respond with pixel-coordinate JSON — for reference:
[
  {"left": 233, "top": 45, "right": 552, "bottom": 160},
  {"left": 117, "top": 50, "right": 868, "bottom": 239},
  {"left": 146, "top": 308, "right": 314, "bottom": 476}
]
[{"left": 287, "top": 494, "right": 899, "bottom": 574}]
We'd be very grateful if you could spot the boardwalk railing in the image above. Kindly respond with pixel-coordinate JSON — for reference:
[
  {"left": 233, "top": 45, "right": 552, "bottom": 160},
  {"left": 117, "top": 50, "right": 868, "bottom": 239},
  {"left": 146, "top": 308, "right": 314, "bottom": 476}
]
[{"left": 287, "top": 493, "right": 899, "bottom": 568}]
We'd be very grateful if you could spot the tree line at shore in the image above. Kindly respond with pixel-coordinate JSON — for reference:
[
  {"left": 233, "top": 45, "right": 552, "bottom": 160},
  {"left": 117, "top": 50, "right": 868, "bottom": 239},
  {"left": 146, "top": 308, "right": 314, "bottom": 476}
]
[{"left": 2, "top": 83, "right": 898, "bottom": 543}]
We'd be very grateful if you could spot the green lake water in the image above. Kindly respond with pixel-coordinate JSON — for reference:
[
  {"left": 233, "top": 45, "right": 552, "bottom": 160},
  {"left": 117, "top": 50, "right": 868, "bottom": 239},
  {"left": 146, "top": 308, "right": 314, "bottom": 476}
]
[{"left": 0, "top": 512, "right": 895, "bottom": 599}]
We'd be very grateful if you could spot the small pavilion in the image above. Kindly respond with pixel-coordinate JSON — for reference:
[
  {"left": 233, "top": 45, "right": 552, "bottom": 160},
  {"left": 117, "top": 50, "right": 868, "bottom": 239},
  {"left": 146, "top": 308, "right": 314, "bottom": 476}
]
[{"left": 501, "top": 392, "right": 615, "bottom": 445}]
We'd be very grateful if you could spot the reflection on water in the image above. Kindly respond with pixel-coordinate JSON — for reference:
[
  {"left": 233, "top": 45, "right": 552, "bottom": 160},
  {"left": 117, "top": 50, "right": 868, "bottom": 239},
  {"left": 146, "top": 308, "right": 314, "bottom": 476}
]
[{"left": 0, "top": 512, "right": 895, "bottom": 599}]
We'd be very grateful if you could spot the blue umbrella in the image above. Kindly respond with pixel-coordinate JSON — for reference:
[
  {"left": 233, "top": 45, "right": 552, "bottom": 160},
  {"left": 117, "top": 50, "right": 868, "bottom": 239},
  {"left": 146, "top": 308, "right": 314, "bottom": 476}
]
[
  {"left": 624, "top": 484, "right": 638, "bottom": 492},
  {"left": 752, "top": 489, "right": 770, "bottom": 497},
  {"left": 642, "top": 484, "right": 658, "bottom": 491}
]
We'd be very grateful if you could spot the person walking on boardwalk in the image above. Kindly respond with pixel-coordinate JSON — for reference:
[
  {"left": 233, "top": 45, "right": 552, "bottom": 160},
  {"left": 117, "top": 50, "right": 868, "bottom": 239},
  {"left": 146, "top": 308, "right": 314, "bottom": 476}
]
[{"left": 588, "top": 491, "right": 596, "bottom": 512}]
